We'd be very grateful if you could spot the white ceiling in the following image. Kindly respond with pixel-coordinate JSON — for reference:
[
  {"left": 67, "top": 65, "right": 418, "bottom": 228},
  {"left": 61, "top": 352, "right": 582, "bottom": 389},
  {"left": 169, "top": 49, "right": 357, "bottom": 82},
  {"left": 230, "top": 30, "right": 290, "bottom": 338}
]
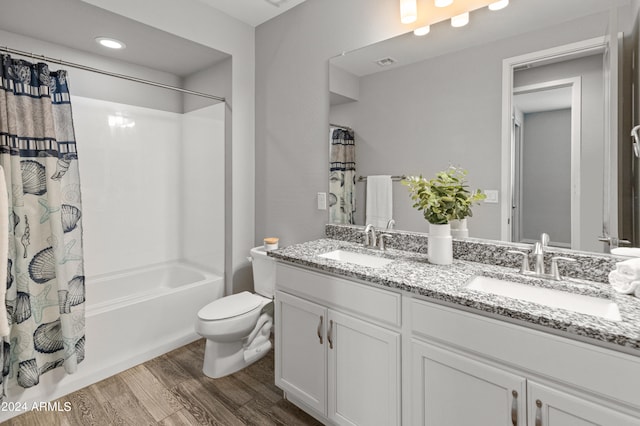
[
  {"left": 195, "top": 0, "right": 309, "bottom": 27},
  {"left": 0, "top": 0, "right": 231, "bottom": 77},
  {"left": 0, "top": 0, "right": 309, "bottom": 76}
]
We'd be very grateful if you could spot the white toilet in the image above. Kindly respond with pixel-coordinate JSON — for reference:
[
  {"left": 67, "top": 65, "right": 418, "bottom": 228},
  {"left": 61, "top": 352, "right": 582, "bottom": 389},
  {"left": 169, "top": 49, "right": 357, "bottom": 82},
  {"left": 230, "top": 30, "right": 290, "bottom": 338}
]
[{"left": 196, "top": 246, "right": 275, "bottom": 378}]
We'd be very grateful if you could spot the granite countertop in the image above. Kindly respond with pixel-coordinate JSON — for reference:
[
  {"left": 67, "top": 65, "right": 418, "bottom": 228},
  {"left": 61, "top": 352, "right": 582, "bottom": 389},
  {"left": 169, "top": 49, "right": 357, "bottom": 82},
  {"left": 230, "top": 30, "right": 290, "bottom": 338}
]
[{"left": 269, "top": 238, "right": 640, "bottom": 355}]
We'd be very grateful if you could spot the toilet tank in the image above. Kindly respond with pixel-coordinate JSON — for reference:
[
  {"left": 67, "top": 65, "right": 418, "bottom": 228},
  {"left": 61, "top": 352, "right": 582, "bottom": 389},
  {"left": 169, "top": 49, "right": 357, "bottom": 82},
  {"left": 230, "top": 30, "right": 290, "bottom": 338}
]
[{"left": 250, "top": 246, "right": 276, "bottom": 298}]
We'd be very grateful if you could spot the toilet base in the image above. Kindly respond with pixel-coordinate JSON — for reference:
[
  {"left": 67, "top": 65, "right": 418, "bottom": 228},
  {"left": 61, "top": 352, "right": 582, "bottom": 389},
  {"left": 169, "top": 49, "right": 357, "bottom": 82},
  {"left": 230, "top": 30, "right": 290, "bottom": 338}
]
[{"left": 202, "top": 337, "right": 272, "bottom": 378}]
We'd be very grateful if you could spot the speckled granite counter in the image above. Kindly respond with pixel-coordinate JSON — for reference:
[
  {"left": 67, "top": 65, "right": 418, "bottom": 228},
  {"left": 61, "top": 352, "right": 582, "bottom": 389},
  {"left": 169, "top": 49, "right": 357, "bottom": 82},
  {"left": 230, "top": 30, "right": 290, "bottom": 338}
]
[{"left": 268, "top": 238, "right": 640, "bottom": 355}]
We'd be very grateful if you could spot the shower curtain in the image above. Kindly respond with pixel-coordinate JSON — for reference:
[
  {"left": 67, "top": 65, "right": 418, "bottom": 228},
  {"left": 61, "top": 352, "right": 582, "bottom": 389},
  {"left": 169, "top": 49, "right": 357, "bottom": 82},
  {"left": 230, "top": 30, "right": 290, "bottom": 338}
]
[
  {"left": 329, "top": 128, "right": 356, "bottom": 224},
  {"left": 0, "top": 55, "right": 85, "bottom": 395}
]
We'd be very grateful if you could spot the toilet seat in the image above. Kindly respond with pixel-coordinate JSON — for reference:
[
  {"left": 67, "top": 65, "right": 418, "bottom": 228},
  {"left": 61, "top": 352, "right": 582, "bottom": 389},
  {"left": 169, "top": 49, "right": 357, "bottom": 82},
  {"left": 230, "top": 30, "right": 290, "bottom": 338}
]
[{"left": 198, "top": 291, "right": 264, "bottom": 321}]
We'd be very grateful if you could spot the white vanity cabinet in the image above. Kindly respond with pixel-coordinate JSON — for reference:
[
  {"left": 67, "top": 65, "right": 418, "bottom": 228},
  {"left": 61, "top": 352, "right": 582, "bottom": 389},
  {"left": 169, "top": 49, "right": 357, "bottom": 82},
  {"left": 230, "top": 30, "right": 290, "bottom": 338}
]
[
  {"left": 275, "top": 291, "right": 327, "bottom": 414},
  {"left": 275, "top": 264, "right": 401, "bottom": 426},
  {"left": 411, "top": 340, "right": 526, "bottom": 425},
  {"left": 410, "top": 298, "right": 640, "bottom": 426},
  {"left": 527, "top": 382, "right": 640, "bottom": 426},
  {"left": 273, "top": 257, "right": 640, "bottom": 426}
]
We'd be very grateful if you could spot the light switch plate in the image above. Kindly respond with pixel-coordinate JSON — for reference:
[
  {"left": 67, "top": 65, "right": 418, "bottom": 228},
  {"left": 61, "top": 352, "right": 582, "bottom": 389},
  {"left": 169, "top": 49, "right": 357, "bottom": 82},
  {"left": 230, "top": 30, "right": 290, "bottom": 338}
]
[
  {"left": 484, "top": 190, "right": 499, "bottom": 204},
  {"left": 317, "top": 192, "right": 327, "bottom": 210}
]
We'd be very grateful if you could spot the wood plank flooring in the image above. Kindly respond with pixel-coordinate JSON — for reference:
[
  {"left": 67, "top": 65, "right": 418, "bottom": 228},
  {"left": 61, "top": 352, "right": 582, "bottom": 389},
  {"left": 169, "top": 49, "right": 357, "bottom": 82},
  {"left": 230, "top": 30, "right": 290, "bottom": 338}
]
[{"left": 5, "top": 339, "right": 323, "bottom": 426}]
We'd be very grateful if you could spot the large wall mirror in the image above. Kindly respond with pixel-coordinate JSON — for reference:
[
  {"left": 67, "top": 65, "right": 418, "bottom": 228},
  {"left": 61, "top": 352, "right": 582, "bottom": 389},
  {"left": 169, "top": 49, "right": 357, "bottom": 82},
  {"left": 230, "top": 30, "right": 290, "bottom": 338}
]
[{"left": 328, "top": 0, "right": 636, "bottom": 254}]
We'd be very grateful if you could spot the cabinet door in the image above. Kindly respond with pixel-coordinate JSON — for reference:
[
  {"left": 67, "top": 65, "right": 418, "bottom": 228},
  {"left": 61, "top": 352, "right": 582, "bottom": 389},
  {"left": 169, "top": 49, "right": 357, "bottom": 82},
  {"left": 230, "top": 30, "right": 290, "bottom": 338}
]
[
  {"left": 528, "top": 381, "right": 640, "bottom": 426},
  {"left": 275, "top": 291, "right": 327, "bottom": 415},
  {"left": 412, "top": 339, "right": 526, "bottom": 426},
  {"left": 327, "top": 310, "right": 401, "bottom": 426}
]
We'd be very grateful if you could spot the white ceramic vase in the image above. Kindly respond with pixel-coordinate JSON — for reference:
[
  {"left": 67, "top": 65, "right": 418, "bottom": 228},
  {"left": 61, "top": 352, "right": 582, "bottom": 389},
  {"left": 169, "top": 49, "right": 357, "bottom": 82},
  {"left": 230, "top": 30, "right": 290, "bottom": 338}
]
[
  {"left": 428, "top": 222, "right": 453, "bottom": 265},
  {"left": 450, "top": 218, "right": 469, "bottom": 239}
]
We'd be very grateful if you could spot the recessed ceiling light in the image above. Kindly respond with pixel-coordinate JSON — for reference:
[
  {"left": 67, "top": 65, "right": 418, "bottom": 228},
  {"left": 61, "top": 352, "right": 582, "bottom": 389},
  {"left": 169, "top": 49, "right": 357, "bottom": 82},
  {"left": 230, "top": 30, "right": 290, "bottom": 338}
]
[{"left": 95, "top": 37, "right": 126, "bottom": 50}]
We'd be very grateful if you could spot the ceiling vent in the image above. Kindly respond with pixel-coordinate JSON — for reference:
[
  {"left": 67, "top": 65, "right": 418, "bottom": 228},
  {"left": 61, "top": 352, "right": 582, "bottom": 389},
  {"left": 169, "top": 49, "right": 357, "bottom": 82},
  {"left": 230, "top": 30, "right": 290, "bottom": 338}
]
[
  {"left": 264, "top": 0, "right": 289, "bottom": 7},
  {"left": 375, "top": 57, "right": 398, "bottom": 67}
]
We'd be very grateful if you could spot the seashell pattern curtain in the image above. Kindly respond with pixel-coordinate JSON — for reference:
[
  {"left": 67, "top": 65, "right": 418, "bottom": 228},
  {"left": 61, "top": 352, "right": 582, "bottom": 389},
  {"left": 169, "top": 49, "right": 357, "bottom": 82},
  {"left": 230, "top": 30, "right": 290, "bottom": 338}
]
[
  {"left": 0, "top": 54, "right": 85, "bottom": 395},
  {"left": 329, "top": 128, "right": 356, "bottom": 224}
]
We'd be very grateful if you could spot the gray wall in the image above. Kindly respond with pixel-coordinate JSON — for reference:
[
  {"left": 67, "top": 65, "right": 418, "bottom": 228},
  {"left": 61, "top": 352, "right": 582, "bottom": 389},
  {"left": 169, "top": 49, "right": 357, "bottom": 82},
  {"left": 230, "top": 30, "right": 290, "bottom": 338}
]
[
  {"left": 521, "top": 109, "right": 571, "bottom": 245},
  {"left": 255, "top": 0, "right": 620, "bottom": 246},
  {"left": 255, "top": 0, "right": 406, "bottom": 246}
]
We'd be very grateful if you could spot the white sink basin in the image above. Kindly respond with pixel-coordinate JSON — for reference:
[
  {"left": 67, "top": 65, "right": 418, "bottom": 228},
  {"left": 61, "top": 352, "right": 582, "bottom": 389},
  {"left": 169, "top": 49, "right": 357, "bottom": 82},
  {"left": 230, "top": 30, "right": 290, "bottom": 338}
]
[
  {"left": 466, "top": 275, "right": 622, "bottom": 322},
  {"left": 611, "top": 247, "right": 640, "bottom": 257},
  {"left": 318, "top": 250, "right": 394, "bottom": 268}
]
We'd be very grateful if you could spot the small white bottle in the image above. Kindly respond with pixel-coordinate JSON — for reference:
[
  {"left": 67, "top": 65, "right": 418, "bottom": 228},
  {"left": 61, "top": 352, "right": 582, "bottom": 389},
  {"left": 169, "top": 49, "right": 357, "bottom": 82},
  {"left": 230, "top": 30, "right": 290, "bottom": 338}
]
[{"left": 264, "top": 237, "right": 279, "bottom": 251}]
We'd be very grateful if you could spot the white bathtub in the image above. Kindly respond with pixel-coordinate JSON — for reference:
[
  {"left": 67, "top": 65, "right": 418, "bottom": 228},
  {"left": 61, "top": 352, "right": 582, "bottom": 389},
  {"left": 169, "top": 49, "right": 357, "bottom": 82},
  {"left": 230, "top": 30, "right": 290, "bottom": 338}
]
[{"left": 0, "top": 262, "right": 224, "bottom": 422}]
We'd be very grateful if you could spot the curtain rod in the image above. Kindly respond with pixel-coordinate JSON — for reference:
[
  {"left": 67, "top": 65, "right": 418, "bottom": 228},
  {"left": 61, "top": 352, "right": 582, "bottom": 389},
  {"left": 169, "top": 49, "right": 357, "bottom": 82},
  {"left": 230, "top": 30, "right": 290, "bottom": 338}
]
[
  {"left": 330, "top": 123, "right": 352, "bottom": 131},
  {"left": 358, "top": 175, "right": 406, "bottom": 181},
  {"left": 0, "top": 46, "right": 226, "bottom": 103}
]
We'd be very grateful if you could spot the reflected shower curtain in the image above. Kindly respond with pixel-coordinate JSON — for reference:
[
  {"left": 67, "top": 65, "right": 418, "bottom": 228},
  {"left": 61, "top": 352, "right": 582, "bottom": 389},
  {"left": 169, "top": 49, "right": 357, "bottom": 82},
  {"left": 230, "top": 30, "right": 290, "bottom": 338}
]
[
  {"left": 0, "top": 55, "right": 85, "bottom": 395},
  {"left": 329, "top": 128, "right": 356, "bottom": 224}
]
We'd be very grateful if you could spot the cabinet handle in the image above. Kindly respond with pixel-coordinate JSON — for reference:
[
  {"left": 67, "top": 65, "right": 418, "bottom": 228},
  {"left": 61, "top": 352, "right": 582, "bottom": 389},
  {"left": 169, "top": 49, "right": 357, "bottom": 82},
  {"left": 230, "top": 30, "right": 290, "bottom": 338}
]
[
  {"left": 317, "top": 316, "right": 323, "bottom": 344},
  {"left": 327, "top": 320, "right": 334, "bottom": 349},
  {"left": 535, "top": 399, "right": 542, "bottom": 426},
  {"left": 511, "top": 390, "right": 518, "bottom": 425}
]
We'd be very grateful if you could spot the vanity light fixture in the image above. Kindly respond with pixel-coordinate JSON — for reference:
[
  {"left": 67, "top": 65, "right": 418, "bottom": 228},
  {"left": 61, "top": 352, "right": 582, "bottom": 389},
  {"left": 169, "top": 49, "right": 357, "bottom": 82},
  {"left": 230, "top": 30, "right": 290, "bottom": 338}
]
[
  {"left": 451, "top": 11, "right": 469, "bottom": 27},
  {"left": 435, "top": 0, "right": 454, "bottom": 7},
  {"left": 400, "top": 0, "right": 417, "bottom": 24},
  {"left": 488, "top": 0, "right": 509, "bottom": 11},
  {"left": 95, "top": 37, "right": 126, "bottom": 49},
  {"left": 413, "top": 25, "right": 431, "bottom": 36}
]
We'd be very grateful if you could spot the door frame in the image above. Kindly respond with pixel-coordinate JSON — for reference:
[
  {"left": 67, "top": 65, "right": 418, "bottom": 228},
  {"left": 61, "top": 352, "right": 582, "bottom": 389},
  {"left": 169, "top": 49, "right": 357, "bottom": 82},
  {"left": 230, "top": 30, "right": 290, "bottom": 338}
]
[{"left": 500, "top": 36, "right": 610, "bottom": 247}]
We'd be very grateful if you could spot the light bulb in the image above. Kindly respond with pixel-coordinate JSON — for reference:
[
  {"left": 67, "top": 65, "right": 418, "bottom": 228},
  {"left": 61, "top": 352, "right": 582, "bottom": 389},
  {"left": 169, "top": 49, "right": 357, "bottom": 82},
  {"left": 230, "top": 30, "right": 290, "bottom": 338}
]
[
  {"left": 435, "top": 0, "right": 453, "bottom": 7},
  {"left": 451, "top": 11, "right": 469, "bottom": 27},
  {"left": 95, "top": 37, "right": 126, "bottom": 49},
  {"left": 413, "top": 26, "right": 431, "bottom": 36},
  {"left": 488, "top": 0, "right": 509, "bottom": 11},
  {"left": 400, "top": 0, "right": 417, "bottom": 24}
]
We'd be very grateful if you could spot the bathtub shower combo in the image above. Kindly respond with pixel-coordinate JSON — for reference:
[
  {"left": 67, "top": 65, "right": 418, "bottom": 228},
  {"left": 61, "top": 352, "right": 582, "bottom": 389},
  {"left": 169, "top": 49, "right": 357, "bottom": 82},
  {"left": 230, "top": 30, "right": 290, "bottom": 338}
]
[{"left": 0, "top": 42, "right": 227, "bottom": 419}]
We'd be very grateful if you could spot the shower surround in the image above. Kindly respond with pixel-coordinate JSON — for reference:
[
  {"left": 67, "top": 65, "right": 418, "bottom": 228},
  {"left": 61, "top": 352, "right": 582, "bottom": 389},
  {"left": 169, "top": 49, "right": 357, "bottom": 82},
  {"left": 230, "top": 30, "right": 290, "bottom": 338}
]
[{"left": 0, "top": 32, "right": 226, "bottom": 421}]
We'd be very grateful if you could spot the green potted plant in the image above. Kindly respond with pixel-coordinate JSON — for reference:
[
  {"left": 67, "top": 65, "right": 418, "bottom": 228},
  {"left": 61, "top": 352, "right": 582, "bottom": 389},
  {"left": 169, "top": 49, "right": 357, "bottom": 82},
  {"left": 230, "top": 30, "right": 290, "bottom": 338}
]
[{"left": 402, "top": 166, "right": 485, "bottom": 264}]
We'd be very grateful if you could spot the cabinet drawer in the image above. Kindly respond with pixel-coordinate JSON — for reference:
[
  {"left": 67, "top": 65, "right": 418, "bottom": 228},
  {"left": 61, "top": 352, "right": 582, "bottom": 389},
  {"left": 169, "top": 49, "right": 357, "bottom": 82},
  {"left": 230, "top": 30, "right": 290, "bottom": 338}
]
[
  {"left": 411, "top": 298, "right": 640, "bottom": 410},
  {"left": 276, "top": 263, "right": 401, "bottom": 328}
]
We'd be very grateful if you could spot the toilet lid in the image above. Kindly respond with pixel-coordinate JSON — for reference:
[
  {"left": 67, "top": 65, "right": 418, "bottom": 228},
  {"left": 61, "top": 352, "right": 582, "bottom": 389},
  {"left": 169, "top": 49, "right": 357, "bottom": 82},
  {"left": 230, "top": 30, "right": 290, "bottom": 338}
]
[{"left": 198, "top": 291, "right": 263, "bottom": 321}]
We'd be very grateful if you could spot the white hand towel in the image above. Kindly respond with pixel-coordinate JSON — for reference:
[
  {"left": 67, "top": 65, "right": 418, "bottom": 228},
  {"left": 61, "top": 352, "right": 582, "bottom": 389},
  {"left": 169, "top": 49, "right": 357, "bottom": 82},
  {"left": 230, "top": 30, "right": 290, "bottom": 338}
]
[
  {"left": 365, "top": 175, "right": 393, "bottom": 229},
  {"left": 616, "top": 257, "right": 640, "bottom": 280},
  {"left": 609, "top": 270, "right": 640, "bottom": 295},
  {"left": 0, "top": 166, "right": 9, "bottom": 337},
  {"left": 635, "top": 285, "right": 640, "bottom": 298}
]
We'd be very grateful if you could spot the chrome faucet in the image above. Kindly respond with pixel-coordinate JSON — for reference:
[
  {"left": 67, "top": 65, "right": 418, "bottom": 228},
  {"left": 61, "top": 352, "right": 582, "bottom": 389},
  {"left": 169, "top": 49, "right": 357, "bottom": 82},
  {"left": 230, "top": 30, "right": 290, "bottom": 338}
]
[
  {"left": 386, "top": 219, "right": 396, "bottom": 230},
  {"left": 508, "top": 233, "right": 576, "bottom": 281},
  {"left": 532, "top": 232, "right": 549, "bottom": 275},
  {"left": 363, "top": 224, "right": 377, "bottom": 248}
]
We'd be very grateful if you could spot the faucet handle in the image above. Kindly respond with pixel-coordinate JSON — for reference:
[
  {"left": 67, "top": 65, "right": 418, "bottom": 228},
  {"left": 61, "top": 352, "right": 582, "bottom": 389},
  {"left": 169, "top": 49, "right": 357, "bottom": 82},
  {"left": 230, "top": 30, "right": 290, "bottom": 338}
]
[
  {"left": 361, "top": 229, "right": 370, "bottom": 247},
  {"left": 540, "top": 233, "right": 550, "bottom": 247},
  {"left": 507, "top": 250, "right": 530, "bottom": 273},
  {"left": 550, "top": 256, "right": 577, "bottom": 281},
  {"left": 378, "top": 233, "right": 391, "bottom": 251}
]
